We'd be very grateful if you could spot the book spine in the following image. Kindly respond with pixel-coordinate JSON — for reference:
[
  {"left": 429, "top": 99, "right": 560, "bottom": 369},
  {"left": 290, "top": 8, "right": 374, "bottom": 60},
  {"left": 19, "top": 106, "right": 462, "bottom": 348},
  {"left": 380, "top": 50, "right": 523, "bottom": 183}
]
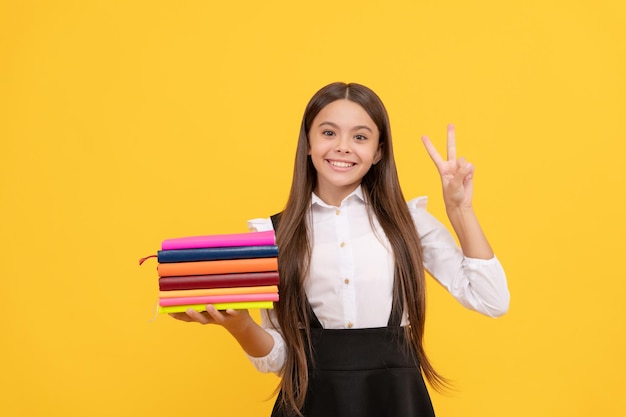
[
  {"left": 157, "top": 245, "right": 279, "bottom": 263},
  {"left": 159, "top": 292, "right": 279, "bottom": 307},
  {"left": 161, "top": 230, "right": 275, "bottom": 250},
  {"left": 157, "top": 257, "right": 278, "bottom": 277},
  {"left": 159, "top": 285, "right": 278, "bottom": 298},
  {"left": 159, "top": 301, "right": 274, "bottom": 313},
  {"left": 158, "top": 271, "right": 280, "bottom": 291}
]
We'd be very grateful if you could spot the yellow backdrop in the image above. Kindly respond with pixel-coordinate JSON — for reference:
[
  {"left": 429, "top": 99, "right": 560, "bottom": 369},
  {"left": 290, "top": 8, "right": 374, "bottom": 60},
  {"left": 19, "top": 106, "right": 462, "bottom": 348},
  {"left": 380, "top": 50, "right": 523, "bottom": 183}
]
[{"left": 1, "top": 1, "right": 624, "bottom": 416}]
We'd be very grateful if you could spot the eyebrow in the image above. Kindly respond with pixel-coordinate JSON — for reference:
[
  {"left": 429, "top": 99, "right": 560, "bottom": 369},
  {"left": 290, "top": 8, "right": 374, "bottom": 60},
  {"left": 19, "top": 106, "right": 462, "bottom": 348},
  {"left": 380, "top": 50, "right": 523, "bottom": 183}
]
[{"left": 317, "top": 121, "right": 374, "bottom": 133}]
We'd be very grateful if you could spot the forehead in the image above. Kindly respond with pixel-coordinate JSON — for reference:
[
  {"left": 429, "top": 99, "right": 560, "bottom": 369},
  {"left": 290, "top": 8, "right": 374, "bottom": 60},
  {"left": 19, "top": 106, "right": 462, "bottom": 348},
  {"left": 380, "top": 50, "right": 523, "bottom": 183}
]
[{"left": 313, "top": 99, "right": 377, "bottom": 130}]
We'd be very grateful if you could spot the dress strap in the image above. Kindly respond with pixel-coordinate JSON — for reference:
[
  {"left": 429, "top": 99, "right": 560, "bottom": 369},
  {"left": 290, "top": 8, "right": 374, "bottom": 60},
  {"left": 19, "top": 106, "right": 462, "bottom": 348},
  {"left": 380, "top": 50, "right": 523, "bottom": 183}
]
[
  {"left": 270, "top": 212, "right": 282, "bottom": 231},
  {"left": 308, "top": 304, "right": 323, "bottom": 328}
]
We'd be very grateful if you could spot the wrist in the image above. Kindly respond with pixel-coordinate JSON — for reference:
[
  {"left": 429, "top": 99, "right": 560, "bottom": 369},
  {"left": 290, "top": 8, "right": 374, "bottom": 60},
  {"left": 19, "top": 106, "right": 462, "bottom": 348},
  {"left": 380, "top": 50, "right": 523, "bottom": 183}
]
[
  {"left": 445, "top": 204, "right": 475, "bottom": 218},
  {"left": 224, "top": 313, "right": 254, "bottom": 336}
]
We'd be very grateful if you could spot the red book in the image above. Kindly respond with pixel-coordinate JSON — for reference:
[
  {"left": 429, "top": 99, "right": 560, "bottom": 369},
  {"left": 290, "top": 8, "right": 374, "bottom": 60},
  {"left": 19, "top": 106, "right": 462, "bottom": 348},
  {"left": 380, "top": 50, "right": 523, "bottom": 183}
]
[{"left": 159, "top": 271, "right": 280, "bottom": 291}]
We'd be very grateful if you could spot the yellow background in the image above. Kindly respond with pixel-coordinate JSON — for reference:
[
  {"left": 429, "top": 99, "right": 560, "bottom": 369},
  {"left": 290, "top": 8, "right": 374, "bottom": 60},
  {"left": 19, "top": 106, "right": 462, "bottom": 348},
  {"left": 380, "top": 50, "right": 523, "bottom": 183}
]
[{"left": 1, "top": 1, "right": 624, "bottom": 416}]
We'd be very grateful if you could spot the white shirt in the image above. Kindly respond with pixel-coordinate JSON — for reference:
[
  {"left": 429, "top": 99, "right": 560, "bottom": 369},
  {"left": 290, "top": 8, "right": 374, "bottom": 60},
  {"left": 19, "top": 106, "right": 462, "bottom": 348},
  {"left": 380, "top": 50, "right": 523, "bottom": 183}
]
[{"left": 246, "top": 186, "right": 510, "bottom": 374}]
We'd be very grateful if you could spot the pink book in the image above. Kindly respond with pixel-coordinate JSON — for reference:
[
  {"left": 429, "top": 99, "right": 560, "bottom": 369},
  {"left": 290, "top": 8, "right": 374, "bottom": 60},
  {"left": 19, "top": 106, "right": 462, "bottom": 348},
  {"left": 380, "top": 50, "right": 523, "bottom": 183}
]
[
  {"left": 159, "top": 292, "right": 280, "bottom": 307},
  {"left": 161, "top": 230, "right": 275, "bottom": 251}
]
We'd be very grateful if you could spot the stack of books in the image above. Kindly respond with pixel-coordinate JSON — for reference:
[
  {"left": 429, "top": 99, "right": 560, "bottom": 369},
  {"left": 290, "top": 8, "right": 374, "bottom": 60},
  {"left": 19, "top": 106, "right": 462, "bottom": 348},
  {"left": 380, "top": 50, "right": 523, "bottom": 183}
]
[{"left": 147, "top": 230, "right": 280, "bottom": 314}]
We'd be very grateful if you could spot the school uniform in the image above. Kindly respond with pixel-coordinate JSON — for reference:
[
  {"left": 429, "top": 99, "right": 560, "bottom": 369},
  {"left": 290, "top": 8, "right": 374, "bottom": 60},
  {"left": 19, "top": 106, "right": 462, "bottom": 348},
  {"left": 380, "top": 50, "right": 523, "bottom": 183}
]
[{"left": 247, "top": 186, "right": 510, "bottom": 416}]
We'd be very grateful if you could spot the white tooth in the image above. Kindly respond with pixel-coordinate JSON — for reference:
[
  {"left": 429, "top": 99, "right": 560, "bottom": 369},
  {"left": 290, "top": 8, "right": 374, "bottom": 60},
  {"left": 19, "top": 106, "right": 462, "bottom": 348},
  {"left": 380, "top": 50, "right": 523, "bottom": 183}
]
[{"left": 331, "top": 161, "right": 353, "bottom": 168}]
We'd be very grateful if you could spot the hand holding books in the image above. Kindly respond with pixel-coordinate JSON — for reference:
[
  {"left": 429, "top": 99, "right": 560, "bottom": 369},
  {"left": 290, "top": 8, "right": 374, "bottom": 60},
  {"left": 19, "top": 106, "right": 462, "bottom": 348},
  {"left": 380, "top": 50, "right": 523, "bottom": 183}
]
[{"left": 140, "top": 230, "right": 279, "bottom": 314}]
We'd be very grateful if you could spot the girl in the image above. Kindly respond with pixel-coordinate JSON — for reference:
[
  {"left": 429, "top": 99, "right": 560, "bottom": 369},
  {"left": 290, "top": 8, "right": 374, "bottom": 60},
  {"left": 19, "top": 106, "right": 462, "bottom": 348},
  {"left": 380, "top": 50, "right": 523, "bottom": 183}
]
[{"left": 170, "top": 82, "right": 510, "bottom": 417}]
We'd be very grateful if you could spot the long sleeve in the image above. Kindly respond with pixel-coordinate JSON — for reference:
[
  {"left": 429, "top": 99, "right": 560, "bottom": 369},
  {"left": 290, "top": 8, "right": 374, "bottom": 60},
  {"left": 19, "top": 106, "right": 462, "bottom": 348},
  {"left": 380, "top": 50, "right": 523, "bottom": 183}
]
[
  {"left": 245, "top": 308, "right": 287, "bottom": 374},
  {"left": 408, "top": 196, "right": 510, "bottom": 318}
]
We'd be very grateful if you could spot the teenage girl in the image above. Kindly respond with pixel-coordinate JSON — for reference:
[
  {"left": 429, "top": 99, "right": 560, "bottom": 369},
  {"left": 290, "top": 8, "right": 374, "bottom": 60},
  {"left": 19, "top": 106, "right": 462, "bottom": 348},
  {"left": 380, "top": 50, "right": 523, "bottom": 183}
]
[{"left": 170, "top": 82, "right": 510, "bottom": 417}]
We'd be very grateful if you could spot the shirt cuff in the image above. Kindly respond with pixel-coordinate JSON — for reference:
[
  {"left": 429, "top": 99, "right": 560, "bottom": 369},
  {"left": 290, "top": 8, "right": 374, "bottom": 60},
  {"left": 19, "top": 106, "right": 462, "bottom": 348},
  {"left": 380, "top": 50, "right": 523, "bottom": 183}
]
[
  {"left": 245, "top": 328, "right": 285, "bottom": 374},
  {"left": 462, "top": 254, "right": 501, "bottom": 265}
]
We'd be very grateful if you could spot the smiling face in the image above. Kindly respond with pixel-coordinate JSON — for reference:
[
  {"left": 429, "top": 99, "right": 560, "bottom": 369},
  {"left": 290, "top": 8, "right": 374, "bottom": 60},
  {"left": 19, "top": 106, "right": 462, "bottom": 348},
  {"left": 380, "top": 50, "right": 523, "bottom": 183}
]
[{"left": 308, "top": 99, "right": 382, "bottom": 206}]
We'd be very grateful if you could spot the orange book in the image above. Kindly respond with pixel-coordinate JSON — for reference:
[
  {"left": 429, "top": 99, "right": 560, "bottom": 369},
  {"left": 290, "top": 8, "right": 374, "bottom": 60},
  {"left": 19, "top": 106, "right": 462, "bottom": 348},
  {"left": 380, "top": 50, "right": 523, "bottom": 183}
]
[
  {"left": 157, "top": 257, "right": 278, "bottom": 277},
  {"left": 159, "top": 285, "right": 278, "bottom": 298}
]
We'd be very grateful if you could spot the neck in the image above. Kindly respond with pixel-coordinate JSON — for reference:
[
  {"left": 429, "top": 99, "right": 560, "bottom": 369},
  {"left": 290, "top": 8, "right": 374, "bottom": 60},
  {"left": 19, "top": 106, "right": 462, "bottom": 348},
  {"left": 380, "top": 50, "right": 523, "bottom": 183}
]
[{"left": 314, "top": 184, "right": 360, "bottom": 206}]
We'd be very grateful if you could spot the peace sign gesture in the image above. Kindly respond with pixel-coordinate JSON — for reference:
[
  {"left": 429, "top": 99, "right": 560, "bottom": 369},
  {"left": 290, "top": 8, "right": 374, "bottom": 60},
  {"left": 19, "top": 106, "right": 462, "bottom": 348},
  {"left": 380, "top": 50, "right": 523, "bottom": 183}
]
[{"left": 421, "top": 124, "right": 475, "bottom": 209}]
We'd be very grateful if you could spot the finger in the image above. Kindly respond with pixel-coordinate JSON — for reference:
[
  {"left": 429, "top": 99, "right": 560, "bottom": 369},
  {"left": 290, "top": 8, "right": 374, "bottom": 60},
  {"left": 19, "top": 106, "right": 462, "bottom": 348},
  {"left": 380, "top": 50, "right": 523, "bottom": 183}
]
[
  {"left": 462, "top": 160, "right": 474, "bottom": 183},
  {"left": 447, "top": 124, "right": 456, "bottom": 162},
  {"left": 169, "top": 312, "right": 194, "bottom": 322},
  {"left": 450, "top": 157, "right": 473, "bottom": 188},
  {"left": 224, "top": 308, "right": 250, "bottom": 318},
  {"left": 464, "top": 169, "right": 474, "bottom": 201},
  {"left": 421, "top": 135, "right": 445, "bottom": 170},
  {"left": 204, "top": 305, "right": 227, "bottom": 323},
  {"left": 186, "top": 308, "right": 212, "bottom": 324}
]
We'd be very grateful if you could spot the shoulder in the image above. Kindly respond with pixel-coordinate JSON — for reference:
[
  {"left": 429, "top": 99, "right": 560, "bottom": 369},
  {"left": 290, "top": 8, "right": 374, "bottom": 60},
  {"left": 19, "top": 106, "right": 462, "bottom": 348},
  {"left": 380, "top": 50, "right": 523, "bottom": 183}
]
[
  {"left": 406, "top": 196, "right": 429, "bottom": 211},
  {"left": 405, "top": 196, "right": 448, "bottom": 234}
]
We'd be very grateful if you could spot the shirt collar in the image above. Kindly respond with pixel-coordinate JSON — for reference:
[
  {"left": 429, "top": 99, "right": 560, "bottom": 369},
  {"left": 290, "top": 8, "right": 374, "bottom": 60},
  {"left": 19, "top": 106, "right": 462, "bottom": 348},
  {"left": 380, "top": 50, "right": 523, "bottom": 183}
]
[{"left": 311, "top": 185, "right": 365, "bottom": 208}]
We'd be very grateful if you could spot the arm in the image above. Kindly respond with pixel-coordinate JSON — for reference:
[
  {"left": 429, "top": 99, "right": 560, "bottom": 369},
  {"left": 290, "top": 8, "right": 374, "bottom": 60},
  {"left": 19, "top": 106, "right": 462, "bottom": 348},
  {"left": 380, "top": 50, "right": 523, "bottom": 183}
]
[
  {"left": 170, "top": 218, "right": 287, "bottom": 370},
  {"left": 421, "top": 124, "right": 493, "bottom": 260},
  {"left": 409, "top": 197, "right": 509, "bottom": 317}
]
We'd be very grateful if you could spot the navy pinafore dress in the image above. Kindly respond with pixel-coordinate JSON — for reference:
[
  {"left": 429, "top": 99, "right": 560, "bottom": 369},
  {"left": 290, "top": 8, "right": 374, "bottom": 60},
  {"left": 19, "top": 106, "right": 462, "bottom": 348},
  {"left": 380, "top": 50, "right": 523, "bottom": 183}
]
[{"left": 270, "top": 215, "right": 436, "bottom": 417}]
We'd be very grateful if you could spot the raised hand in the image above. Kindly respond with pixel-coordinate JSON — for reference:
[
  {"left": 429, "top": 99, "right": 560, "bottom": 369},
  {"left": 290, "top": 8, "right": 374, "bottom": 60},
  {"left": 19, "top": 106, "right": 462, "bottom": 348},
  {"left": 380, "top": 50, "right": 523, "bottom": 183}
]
[{"left": 421, "top": 124, "right": 474, "bottom": 209}]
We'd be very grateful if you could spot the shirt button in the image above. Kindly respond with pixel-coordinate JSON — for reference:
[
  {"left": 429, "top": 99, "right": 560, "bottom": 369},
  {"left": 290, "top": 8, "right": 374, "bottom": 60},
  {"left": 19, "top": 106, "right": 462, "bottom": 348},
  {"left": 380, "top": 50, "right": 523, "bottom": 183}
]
[
  {"left": 340, "top": 242, "right": 345, "bottom": 248},
  {"left": 335, "top": 209, "right": 341, "bottom": 215},
  {"left": 347, "top": 322, "right": 354, "bottom": 328},
  {"left": 344, "top": 278, "right": 350, "bottom": 285}
]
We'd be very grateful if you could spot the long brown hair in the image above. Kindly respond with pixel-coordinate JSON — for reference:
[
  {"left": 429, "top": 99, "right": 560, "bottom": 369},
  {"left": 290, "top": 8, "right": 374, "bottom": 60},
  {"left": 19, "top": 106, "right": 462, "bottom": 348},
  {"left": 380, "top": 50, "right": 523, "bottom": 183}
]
[{"left": 274, "top": 82, "right": 447, "bottom": 414}]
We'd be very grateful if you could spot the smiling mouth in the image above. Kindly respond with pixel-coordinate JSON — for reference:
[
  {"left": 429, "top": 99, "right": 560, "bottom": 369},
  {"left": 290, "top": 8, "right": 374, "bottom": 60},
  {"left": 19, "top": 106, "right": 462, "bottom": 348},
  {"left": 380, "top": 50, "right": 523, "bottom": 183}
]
[{"left": 328, "top": 160, "right": 356, "bottom": 168}]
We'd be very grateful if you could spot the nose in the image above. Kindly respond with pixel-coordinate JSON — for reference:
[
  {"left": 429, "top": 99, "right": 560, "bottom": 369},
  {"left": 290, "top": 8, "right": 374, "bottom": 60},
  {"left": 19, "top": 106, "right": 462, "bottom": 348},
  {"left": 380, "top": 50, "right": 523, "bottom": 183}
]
[{"left": 335, "top": 135, "right": 351, "bottom": 153}]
